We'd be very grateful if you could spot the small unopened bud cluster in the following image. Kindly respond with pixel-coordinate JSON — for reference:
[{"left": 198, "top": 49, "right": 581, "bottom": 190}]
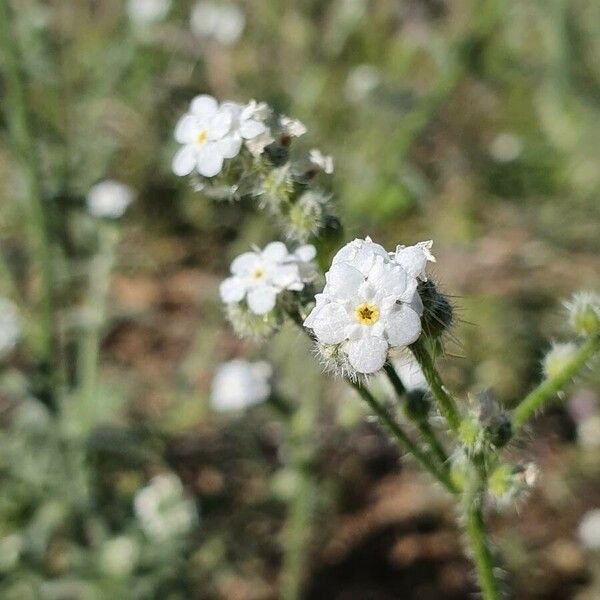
[
  {"left": 543, "top": 342, "right": 578, "bottom": 379},
  {"left": 488, "top": 462, "right": 538, "bottom": 505},
  {"left": 566, "top": 292, "right": 600, "bottom": 338}
]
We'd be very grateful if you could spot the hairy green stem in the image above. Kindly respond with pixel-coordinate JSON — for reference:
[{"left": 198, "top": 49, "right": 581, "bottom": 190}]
[
  {"left": 0, "top": 0, "right": 56, "bottom": 407},
  {"left": 383, "top": 362, "right": 451, "bottom": 469},
  {"left": 512, "top": 334, "right": 600, "bottom": 432},
  {"left": 410, "top": 341, "right": 462, "bottom": 432},
  {"left": 463, "top": 458, "right": 501, "bottom": 600},
  {"left": 351, "top": 382, "right": 458, "bottom": 494}
]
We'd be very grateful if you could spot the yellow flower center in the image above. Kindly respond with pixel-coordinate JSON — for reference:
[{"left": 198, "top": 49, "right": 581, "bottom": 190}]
[
  {"left": 252, "top": 268, "right": 265, "bottom": 280},
  {"left": 196, "top": 130, "right": 208, "bottom": 145},
  {"left": 355, "top": 303, "right": 379, "bottom": 325}
]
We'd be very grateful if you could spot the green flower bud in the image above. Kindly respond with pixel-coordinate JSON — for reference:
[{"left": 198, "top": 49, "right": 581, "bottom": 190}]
[
  {"left": 418, "top": 280, "right": 453, "bottom": 339},
  {"left": 543, "top": 342, "right": 578, "bottom": 379},
  {"left": 566, "top": 292, "right": 600, "bottom": 337},
  {"left": 226, "top": 302, "right": 281, "bottom": 340}
]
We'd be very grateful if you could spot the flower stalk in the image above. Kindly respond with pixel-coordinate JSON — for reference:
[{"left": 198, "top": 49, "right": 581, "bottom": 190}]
[
  {"left": 0, "top": 0, "right": 56, "bottom": 408},
  {"left": 512, "top": 334, "right": 600, "bottom": 432}
]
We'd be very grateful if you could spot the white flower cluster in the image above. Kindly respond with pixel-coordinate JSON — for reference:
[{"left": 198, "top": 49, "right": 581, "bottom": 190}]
[
  {"left": 0, "top": 298, "right": 20, "bottom": 359},
  {"left": 172, "top": 95, "right": 271, "bottom": 178},
  {"left": 210, "top": 359, "right": 272, "bottom": 411},
  {"left": 87, "top": 180, "right": 134, "bottom": 219},
  {"left": 220, "top": 242, "right": 316, "bottom": 315},
  {"left": 304, "top": 237, "right": 435, "bottom": 375},
  {"left": 134, "top": 473, "right": 197, "bottom": 541}
]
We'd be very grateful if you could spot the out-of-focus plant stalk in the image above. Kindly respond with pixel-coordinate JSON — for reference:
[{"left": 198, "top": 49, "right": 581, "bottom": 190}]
[
  {"left": 512, "top": 334, "right": 600, "bottom": 432},
  {"left": 0, "top": 0, "right": 57, "bottom": 407},
  {"left": 77, "top": 223, "right": 120, "bottom": 418},
  {"left": 280, "top": 391, "right": 319, "bottom": 600}
]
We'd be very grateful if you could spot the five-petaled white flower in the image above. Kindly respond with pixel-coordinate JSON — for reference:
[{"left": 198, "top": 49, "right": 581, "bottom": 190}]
[
  {"left": 219, "top": 242, "right": 315, "bottom": 315},
  {"left": 87, "top": 180, "right": 134, "bottom": 219},
  {"left": 211, "top": 359, "right": 272, "bottom": 411},
  {"left": 304, "top": 237, "right": 430, "bottom": 374},
  {"left": 309, "top": 149, "right": 334, "bottom": 174}
]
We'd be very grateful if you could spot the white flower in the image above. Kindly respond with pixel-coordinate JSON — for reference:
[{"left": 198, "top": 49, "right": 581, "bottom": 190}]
[
  {"left": 391, "top": 350, "right": 427, "bottom": 391},
  {"left": 489, "top": 132, "right": 522, "bottom": 163},
  {"left": 304, "top": 238, "right": 424, "bottom": 374},
  {"left": 127, "top": 0, "right": 171, "bottom": 25},
  {"left": 99, "top": 536, "right": 139, "bottom": 577},
  {"left": 280, "top": 116, "right": 307, "bottom": 138},
  {"left": 134, "top": 474, "right": 197, "bottom": 540},
  {"left": 219, "top": 242, "right": 314, "bottom": 315},
  {"left": 87, "top": 180, "right": 133, "bottom": 219},
  {"left": 393, "top": 240, "right": 436, "bottom": 281},
  {"left": 211, "top": 359, "right": 272, "bottom": 411},
  {"left": 190, "top": 1, "right": 245, "bottom": 46},
  {"left": 0, "top": 298, "right": 20, "bottom": 359},
  {"left": 172, "top": 95, "right": 242, "bottom": 177},
  {"left": 173, "top": 96, "right": 272, "bottom": 177},
  {"left": 578, "top": 509, "right": 600, "bottom": 550},
  {"left": 309, "top": 149, "right": 334, "bottom": 174}
]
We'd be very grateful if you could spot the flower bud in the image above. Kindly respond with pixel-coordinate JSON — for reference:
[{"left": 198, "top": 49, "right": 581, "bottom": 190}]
[
  {"left": 566, "top": 292, "right": 600, "bottom": 337},
  {"left": 316, "top": 341, "right": 359, "bottom": 382},
  {"left": 259, "top": 166, "right": 293, "bottom": 211},
  {"left": 488, "top": 462, "right": 538, "bottom": 504},
  {"left": 543, "top": 342, "right": 578, "bottom": 379},
  {"left": 286, "top": 190, "right": 329, "bottom": 242},
  {"left": 225, "top": 302, "right": 281, "bottom": 340},
  {"left": 418, "top": 280, "right": 453, "bottom": 340}
]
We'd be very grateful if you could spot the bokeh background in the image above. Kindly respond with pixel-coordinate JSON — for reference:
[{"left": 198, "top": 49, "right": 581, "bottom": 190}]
[{"left": 1, "top": 0, "right": 600, "bottom": 598}]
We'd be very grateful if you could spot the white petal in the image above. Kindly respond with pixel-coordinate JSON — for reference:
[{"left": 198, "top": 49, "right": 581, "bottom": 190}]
[
  {"left": 385, "top": 305, "right": 422, "bottom": 348},
  {"left": 174, "top": 115, "right": 199, "bottom": 144},
  {"left": 247, "top": 286, "right": 277, "bottom": 314},
  {"left": 303, "top": 294, "right": 326, "bottom": 328},
  {"left": 172, "top": 145, "right": 196, "bottom": 176},
  {"left": 197, "top": 143, "right": 224, "bottom": 177},
  {"left": 295, "top": 245, "right": 317, "bottom": 262},
  {"left": 230, "top": 252, "right": 260, "bottom": 275},
  {"left": 346, "top": 337, "right": 388, "bottom": 374},
  {"left": 190, "top": 95, "right": 218, "bottom": 118},
  {"left": 219, "top": 277, "right": 246, "bottom": 303},
  {"left": 218, "top": 135, "right": 242, "bottom": 159},
  {"left": 271, "top": 264, "right": 301, "bottom": 289},
  {"left": 262, "top": 241, "right": 289, "bottom": 262},
  {"left": 310, "top": 302, "right": 352, "bottom": 344},
  {"left": 208, "top": 109, "right": 232, "bottom": 139},
  {"left": 332, "top": 238, "right": 388, "bottom": 275},
  {"left": 325, "top": 262, "right": 364, "bottom": 299},
  {"left": 408, "top": 289, "right": 424, "bottom": 316},
  {"left": 368, "top": 258, "right": 409, "bottom": 299},
  {"left": 239, "top": 119, "right": 266, "bottom": 139},
  {"left": 394, "top": 242, "right": 435, "bottom": 280}
]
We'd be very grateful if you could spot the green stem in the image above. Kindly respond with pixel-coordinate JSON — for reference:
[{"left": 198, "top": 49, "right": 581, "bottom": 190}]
[
  {"left": 351, "top": 382, "right": 458, "bottom": 494},
  {"left": 463, "top": 458, "right": 501, "bottom": 600},
  {"left": 280, "top": 391, "right": 318, "bottom": 600},
  {"left": 410, "top": 340, "right": 462, "bottom": 432},
  {"left": 77, "top": 223, "right": 119, "bottom": 419},
  {"left": 512, "top": 335, "right": 600, "bottom": 432},
  {"left": 0, "top": 0, "right": 56, "bottom": 407},
  {"left": 383, "top": 362, "right": 450, "bottom": 468}
]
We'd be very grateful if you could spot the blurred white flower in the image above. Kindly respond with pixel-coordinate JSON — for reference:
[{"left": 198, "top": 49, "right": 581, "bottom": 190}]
[
  {"left": 190, "top": 1, "right": 245, "bottom": 46},
  {"left": 0, "top": 298, "right": 20, "bottom": 359},
  {"left": 309, "top": 149, "right": 334, "bottom": 174},
  {"left": 489, "top": 132, "right": 523, "bottom": 163},
  {"left": 211, "top": 359, "right": 272, "bottom": 411},
  {"left": 99, "top": 536, "right": 139, "bottom": 577},
  {"left": 392, "top": 350, "right": 427, "bottom": 390},
  {"left": 578, "top": 509, "right": 600, "bottom": 550},
  {"left": 223, "top": 99, "right": 272, "bottom": 157},
  {"left": 280, "top": 116, "right": 307, "bottom": 138},
  {"left": 87, "top": 180, "right": 133, "bottom": 219},
  {"left": 134, "top": 474, "right": 197, "bottom": 540},
  {"left": 578, "top": 414, "right": 600, "bottom": 449},
  {"left": 393, "top": 240, "right": 436, "bottom": 281},
  {"left": 304, "top": 238, "right": 424, "bottom": 374},
  {"left": 127, "top": 0, "right": 171, "bottom": 25},
  {"left": 344, "top": 64, "right": 380, "bottom": 102},
  {"left": 220, "top": 242, "right": 315, "bottom": 315}
]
